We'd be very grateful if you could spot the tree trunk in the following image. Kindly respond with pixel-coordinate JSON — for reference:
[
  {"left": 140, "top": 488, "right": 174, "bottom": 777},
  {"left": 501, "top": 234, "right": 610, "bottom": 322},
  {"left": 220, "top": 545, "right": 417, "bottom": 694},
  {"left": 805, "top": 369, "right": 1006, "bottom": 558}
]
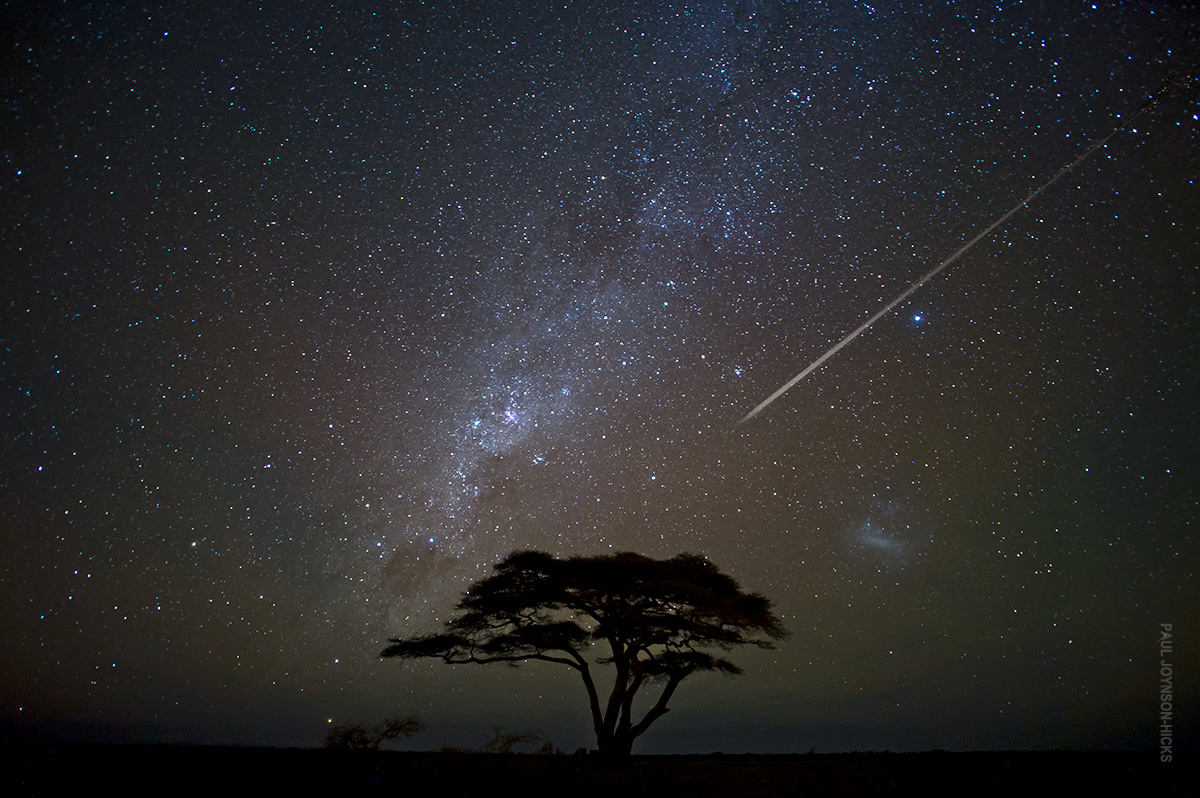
[{"left": 595, "top": 729, "right": 635, "bottom": 759}]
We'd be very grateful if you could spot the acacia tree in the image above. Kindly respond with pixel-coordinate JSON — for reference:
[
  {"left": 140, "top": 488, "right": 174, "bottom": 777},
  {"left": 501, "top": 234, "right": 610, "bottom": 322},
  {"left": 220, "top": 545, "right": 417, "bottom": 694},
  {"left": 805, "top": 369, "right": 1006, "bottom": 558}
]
[
  {"left": 381, "top": 550, "right": 786, "bottom": 757},
  {"left": 323, "top": 715, "right": 425, "bottom": 750}
]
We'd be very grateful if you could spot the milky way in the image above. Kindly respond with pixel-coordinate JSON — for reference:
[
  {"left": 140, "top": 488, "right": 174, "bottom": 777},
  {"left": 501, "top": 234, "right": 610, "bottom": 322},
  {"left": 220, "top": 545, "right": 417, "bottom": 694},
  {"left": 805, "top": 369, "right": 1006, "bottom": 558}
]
[{"left": 3, "top": 1, "right": 1197, "bottom": 753}]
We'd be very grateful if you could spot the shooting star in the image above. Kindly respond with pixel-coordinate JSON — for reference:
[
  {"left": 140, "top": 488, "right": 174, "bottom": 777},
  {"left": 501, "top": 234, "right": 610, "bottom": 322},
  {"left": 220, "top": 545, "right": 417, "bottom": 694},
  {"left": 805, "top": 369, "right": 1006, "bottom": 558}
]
[{"left": 739, "top": 75, "right": 1190, "bottom": 426}]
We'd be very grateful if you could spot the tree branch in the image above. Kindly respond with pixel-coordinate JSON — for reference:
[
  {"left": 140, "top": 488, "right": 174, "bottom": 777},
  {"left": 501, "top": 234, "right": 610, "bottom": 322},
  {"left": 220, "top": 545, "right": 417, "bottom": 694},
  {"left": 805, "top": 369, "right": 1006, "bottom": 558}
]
[
  {"left": 601, "top": 636, "right": 629, "bottom": 738},
  {"left": 443, "top": 651, "right": 581, "bottom": 670},
  {"left": 619, "top": 658, "right": 645, "bottom": 734},
  {"left": 629, "top": 668, "right": 692, "bottom": 739}
]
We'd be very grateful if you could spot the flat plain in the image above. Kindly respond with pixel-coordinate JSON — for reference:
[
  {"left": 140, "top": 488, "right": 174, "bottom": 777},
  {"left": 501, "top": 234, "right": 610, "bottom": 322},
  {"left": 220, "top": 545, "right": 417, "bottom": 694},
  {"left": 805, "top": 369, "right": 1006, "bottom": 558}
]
[{"left": 10, "top": 746, "right": 1187, "bottom": 797}]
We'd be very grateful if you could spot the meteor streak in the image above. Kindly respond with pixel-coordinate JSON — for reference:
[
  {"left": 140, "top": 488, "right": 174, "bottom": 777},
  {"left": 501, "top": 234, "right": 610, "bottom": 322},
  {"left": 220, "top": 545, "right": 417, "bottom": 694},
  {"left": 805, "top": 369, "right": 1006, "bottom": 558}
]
[{"left": 738, "top": 76, "right": 1191, "bottom": 426}]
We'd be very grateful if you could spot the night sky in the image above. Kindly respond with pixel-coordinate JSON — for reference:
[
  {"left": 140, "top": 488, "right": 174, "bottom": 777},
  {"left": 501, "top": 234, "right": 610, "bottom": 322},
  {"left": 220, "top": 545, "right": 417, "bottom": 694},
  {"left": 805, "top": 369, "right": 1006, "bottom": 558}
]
[{"left": 3, "top": 1, "right": 1197, "bottom": 754}]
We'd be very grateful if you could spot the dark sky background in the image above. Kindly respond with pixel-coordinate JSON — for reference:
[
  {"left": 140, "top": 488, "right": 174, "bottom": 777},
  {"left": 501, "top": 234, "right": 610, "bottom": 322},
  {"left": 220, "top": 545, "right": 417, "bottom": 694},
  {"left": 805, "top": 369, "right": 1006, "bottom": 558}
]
[{"left": 3, "top": 1, "right": 1197, "bottom": 754}]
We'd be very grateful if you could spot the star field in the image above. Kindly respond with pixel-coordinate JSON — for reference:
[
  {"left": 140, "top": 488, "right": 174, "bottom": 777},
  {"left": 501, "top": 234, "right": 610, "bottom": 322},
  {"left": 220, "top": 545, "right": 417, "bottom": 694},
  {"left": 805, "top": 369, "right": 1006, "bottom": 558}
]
[{"left": 3, "top": 1, "right": 1197, "bottom": 752}]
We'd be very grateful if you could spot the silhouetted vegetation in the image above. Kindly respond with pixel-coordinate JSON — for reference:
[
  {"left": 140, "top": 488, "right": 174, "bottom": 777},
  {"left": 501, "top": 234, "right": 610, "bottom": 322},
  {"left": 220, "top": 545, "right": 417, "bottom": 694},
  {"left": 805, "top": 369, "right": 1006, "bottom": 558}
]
[
  {"left": 323, "top": 715, "right": 425, "bottom": 750},
  {"left": 382, "top": 550, "right": 786, "bottom": 757},
  {"left": 482, "top": 727, "right": 558, "bottom": 755}
]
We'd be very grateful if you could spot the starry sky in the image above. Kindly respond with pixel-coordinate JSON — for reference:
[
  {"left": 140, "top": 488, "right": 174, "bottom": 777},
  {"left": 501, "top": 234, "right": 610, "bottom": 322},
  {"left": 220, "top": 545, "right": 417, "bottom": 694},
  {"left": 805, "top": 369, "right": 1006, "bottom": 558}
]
[{"left": 3, "top": 1, "right": 1197, "bottom": 754}]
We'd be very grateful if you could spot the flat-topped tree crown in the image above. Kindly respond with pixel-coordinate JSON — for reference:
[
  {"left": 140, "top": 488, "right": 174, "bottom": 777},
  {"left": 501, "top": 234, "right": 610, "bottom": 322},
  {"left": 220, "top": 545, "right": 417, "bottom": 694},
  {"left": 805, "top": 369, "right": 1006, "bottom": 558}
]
[{"left": 382, "top": 550, "right": 787, "bottom": 757}]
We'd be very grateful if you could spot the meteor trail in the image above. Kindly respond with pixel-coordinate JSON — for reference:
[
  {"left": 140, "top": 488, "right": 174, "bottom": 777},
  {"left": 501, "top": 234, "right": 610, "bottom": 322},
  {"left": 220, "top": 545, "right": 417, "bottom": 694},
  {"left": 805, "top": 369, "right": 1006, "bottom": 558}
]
[{"left": 738, "top": 76, "right": 1190, "bottom": 426}]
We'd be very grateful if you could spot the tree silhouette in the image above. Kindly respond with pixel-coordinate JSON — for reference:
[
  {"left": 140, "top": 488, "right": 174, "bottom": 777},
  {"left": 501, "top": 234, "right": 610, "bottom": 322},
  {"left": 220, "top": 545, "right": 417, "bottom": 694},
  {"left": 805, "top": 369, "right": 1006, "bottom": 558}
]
[
  {"left": 482, "top": 727, "right": 557, "bottom": 755},
  {"left": 381, "top": 550, "right": 786, "bottom": 757},
  {"left": 323, "top": 715, "right": 425, "bottom": 749}
]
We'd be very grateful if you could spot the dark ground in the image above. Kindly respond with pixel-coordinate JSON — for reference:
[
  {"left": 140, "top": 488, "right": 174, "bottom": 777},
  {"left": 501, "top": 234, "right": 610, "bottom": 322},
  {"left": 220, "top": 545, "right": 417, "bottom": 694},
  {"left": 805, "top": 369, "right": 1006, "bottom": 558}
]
[{"left": 8, "top": 746, "right": 1190, "bottom": 797}]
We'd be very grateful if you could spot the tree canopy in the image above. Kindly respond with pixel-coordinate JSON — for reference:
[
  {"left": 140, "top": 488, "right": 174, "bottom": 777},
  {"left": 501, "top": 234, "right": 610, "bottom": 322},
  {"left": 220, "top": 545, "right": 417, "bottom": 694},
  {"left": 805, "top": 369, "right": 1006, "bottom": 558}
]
[{"left": 382, "top": 550, "right": 787, "bottom": 756}]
